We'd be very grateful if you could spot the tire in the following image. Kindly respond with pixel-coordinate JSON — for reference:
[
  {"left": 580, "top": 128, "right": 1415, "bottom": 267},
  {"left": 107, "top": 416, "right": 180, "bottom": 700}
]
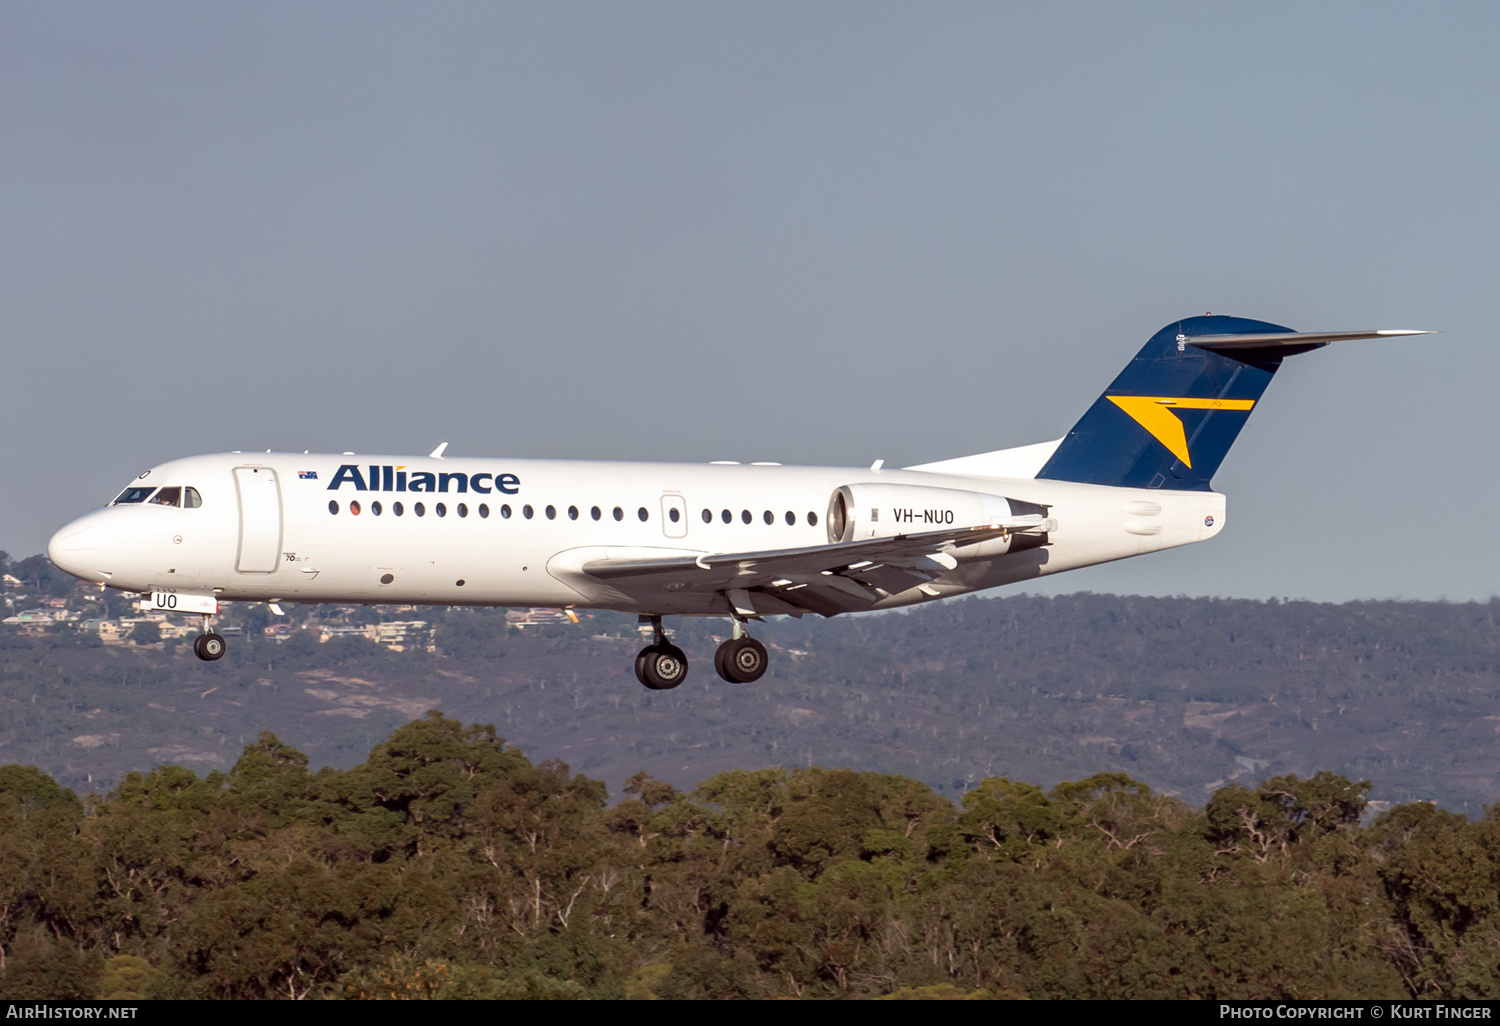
[
  {"left": 637, "top": 643, "right": 688, "bottom": 690},
  {"left": 635, "top": 645, "right": 658, "bottom": 687},
  {"left": 718, "top": 637, "right": 768, "bottom": 683},
  {"left": 196, "top": 632, "right": 227, "bottom": 661}
]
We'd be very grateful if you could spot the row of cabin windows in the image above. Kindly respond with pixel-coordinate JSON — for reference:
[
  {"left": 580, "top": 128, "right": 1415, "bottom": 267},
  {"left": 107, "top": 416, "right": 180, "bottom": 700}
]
[
  {"left": 327, "top": 500, "right": 819, "bottom": 527},
  {"left": 704, "top": 508, "right": 818, "bottom": 527},
  {"left": 112, "top": 486, "right": 203, "bottom": 508}
]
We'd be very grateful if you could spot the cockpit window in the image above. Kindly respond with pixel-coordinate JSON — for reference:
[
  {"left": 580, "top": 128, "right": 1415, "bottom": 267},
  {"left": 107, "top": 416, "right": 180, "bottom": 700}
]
[
  {"left": 184, "top": 487, "right": 202, "bottom": 508},
  {"left": 112, "top": 486, "right": 156, "bottom": 505},
  {"left": 149, "top": 487, "right": 183, "bottom": 507}
]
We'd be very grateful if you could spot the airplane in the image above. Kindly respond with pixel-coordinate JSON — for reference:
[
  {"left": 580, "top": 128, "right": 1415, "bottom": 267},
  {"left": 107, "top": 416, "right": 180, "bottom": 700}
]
[{"left": 47, "top": 315, "right": 1425, "bottom": 689}]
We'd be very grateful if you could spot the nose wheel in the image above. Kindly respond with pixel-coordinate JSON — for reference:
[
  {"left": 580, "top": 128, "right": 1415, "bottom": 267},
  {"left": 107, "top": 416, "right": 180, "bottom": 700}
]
[
  {"left": 193, "top": 613, "right": 226, "bottom": 661},
  {"left": 634, "top": 615, "right": 687, "bottom": 689},
  {"left": 193, "top": 632, "right": 227, "bottom": 661}
]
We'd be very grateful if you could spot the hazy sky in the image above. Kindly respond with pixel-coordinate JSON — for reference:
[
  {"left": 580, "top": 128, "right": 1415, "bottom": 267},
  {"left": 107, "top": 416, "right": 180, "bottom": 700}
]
[{"left": 3, "top": 2, "right": 1495, "bottom": 601}]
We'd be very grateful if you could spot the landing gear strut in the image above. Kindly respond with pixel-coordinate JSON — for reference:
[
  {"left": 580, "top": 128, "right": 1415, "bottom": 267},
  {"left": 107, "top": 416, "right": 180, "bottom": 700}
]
[
  {"left": 714, "top": 616, "right": 768, "bottom": 683},
  {"left": 635, "top": 616, "right": 688, "bottom": 690},
  {"left": 193, "top": 613, "right": 226, "bottom": 662}
]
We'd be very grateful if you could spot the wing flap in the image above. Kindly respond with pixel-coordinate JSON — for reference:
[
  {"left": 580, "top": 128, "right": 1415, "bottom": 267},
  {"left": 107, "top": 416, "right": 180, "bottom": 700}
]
[
  {"left": 581, "top": 523, "right": 1013, "bottom": 591},
  {"left": 579, "top": 522, "right": 1046, "bottom": 616}
]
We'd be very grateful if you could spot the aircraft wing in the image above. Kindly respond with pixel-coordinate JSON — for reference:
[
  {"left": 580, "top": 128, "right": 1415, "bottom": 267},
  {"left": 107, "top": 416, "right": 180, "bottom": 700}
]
[{"left": 580, "top": 521, "right": 1035, "bottom": 617}]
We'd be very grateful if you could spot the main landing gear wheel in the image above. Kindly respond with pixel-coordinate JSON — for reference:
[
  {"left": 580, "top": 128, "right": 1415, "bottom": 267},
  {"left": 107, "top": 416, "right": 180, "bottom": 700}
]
[
  {"left": 715, "top": 637, "right": 768, "bottom": 683},
  {"left": 635, "top": 643, "right": 688, "bottom": 690},
  {"left": 193, "top": 632, "right": 227, "bottom": 662}
]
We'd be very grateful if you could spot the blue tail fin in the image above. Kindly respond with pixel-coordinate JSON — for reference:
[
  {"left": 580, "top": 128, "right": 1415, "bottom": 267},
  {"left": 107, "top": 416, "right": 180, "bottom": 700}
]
[{"left": 1036, "top": 315, "right": 1307, "bottom": 490}]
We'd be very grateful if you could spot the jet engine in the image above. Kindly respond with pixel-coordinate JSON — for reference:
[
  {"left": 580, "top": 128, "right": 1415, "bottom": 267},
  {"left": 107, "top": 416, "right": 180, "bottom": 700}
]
[{"left": 826, "top": 483, "right": 1050, "bottom": 544}]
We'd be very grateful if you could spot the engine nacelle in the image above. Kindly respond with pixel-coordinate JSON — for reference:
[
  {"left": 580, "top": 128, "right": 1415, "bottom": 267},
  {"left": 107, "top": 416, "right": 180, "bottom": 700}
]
[{"left": 826, "top": 483, "right": 1047, "bottom": 543}]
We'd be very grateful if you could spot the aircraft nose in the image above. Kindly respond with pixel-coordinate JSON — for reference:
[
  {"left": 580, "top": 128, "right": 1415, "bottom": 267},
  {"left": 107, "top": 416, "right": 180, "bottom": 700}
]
[{"left": 48, "top": 516, "right": 106, "bottom": 583}]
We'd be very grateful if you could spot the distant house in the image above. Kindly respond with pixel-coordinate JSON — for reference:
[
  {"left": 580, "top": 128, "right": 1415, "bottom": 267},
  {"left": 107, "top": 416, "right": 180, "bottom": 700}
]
[
  {"left": 505, "top": 608, "right": 580, "bottom": 629},
  {"left": 318, "top": 624, "right": 377, "bottom": 643},
  {"left": 0, "top": 574, "right": 21, "bottom": 589},
  {"left": 262, "top": 624, "right": 293, "bottom": 639},
  {"left": 119, "top": 619, "right": 161, "bottom": 643},
  {"left": 375, "top": 621, "right": 432, "bottom": 652},
  {"left": 3, "top": 609, "right": 54, "bottom": 626},
  {"left": 77, "top": 619, "right": 130, "bottom": 643}
]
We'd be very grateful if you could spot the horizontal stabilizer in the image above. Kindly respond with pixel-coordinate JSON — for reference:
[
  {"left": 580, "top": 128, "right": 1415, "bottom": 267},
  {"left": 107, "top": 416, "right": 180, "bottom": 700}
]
[{"left": 1186, "top": 329, "right": 1430, "bottom": 352}]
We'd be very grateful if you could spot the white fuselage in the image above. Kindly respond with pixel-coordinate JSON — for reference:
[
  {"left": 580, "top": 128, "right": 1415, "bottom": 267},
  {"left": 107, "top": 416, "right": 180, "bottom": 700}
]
[{"left": 48, "top": 451, "right": 1226, "bottom": 617}]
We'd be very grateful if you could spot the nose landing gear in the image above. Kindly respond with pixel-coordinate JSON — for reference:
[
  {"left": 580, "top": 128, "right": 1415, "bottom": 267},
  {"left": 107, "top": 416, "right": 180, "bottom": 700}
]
[
  {"left": 193, "top": 613, "right": 227, "bottom": 662},
  {"left": 635, "top": 615, "right": 688, "bottom": 690},
  {"left": 714, "top": 616, "right": 768, "bottom": 683}
]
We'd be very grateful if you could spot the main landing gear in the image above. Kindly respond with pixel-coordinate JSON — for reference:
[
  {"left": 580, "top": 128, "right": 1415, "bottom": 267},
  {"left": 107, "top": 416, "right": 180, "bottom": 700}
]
[
  {"left": 635, "top": 616, "right": 689, "bottom": 690},
  {"left": 632, "top": 615, "right": 770, "bottom": 689},
  {"left": 714, "top": 618, "right": 767, "bottom": 684},
  {"left": 193, "top": 613, "right": 226, "bottom": 662}
]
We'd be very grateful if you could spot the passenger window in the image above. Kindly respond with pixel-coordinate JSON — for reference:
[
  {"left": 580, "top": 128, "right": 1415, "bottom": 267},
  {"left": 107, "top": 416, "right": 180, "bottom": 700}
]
[
  {"left": 785, "top": 511, "right": 794, "bottom": 525},
  {"left": 394, "top": 501, "right": 405, "bottom": 516},
  {"left": 669, "top": 507, "right": 681, "bottom": 523},
  {"left": 545, "top": 505, "right": 557, "bottom": 520},
  {"left": 741, "top": 510, "right": 751, "bottom": 524},
  {"left": 523, "top": 505, "right": 534, "bottom": 519},
  {"left": 638, "top": 507, "right": 649, "bottom": 522},
  {"left": 350, "top": 500, "right": 362, "bottom": 516},
  {"left": 613, "top": 506, "right": 624, "bottom": 521},
  {"left": 591, "top": 506, "right": 601, "bottom": 521},
  {"left": 568, "top": 505, "right": 579, "bottom": 520},
  {"left": 762, "top": 510, "right": 773, "bottom": 525},
  {"left": 436, "top": 503, "right": 447, "bottom": 517},
  {"left": 372, "top": 501, "right": 383, "bottom": 515},
  {"left": 329, "top": 500, "right": 339, "bottom": 515},
  {"left": 479, "top": 504, "right": 490, "bottom": 518},
  {"left": 415, "top": 502, "right": 426, "bottom": 517},
  {"left": 112, "top": 486, "right": 155, "bottom": 505},
  {"left": 808, "top": 511, "right": 818, "bottom": 526},
  {"left": 721, "top": 509, "right": 731, "bottom": 524},
  {"left": 458, "top": 503, "right": 469, "bottom": 518},
  {"left": 149, "top": 487, "right": 182, "bottom": 507},
  {"left": 501, "top": 504, "right": 512, "bottom": 518},
  {"left": 701, "top": 509, "right": 712, "bottom": 524},
  {"left": 184, "top": 487, "right": 203, "bottom": 508}
]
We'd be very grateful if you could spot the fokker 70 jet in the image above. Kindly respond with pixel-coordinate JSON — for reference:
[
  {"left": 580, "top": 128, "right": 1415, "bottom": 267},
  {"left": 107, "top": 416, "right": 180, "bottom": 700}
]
[{"left": 48, "top": 316, "right": 1423, "bottom": 689}]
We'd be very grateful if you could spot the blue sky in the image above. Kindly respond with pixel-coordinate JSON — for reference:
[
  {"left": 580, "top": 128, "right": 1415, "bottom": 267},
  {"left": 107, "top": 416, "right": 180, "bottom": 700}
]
[{"left": 3, "top": 2, "right": 1494, "bottom": 601}]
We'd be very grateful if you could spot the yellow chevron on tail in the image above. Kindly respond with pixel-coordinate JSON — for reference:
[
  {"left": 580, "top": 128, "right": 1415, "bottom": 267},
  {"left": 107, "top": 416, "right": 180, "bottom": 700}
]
[{"left": 1106, "top": 396, "right": 1256, "bottom": 468}]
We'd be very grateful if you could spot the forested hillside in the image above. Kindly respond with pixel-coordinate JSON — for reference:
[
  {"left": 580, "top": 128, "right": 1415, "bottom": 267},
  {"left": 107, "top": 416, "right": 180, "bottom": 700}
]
[
  {"left": 4, "top": 588, "right": 1500, "bottom": 811},
  {"left": 1, "top": 713, "right": 1496, "bottom": 999}
]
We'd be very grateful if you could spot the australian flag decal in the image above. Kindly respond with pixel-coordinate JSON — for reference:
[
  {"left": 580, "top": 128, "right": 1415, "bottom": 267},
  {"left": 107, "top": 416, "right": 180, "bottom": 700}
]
[{"left": 298, "top": 470, "right": 318, "bottom": 480}]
